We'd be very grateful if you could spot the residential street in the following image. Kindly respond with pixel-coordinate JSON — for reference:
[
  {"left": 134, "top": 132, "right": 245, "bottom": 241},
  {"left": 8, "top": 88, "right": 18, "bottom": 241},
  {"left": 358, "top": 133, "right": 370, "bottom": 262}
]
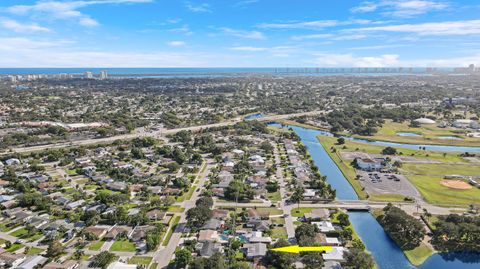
[{"left": 153, "top": 161, "right": 213, "bottom": 268}]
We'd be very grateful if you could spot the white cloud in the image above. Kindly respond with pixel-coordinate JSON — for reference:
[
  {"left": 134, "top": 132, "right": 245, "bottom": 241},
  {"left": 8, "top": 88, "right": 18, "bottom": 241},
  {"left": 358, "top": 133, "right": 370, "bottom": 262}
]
[
  {"left": 257, "top": 19, "right": 380, "bottom": 30},
  {"left": 313, "top": 53, "right": 400, "bottom": 67},
  {"left": 230, "top": 46, "right": 267, "bottom": 51},
  {"left": 352, "top": 0, "right": 449, "bottom": 17},
  {"left": 292, "top": 33, "right": 366, "bottom": 41},
  {"left": 221, "top": 28, "right": 265, "bottom": 39},
  {"left": 167, "top": 41, "right": 186, "bottom": 46},
  {"left": 6, "top": 0, "right": 153, "bottom": 27},
  {"left": 0, "top": 17, "right": 51, "bottom": 32},
  {"left": 258, "top": 20, "right": 339, "bottom": 29},
  {"left": 348, "top": 20, "right": 480, "bottom": 36},
  {"left": 185, "top": 2, "right": 212, "bottom": 13}
]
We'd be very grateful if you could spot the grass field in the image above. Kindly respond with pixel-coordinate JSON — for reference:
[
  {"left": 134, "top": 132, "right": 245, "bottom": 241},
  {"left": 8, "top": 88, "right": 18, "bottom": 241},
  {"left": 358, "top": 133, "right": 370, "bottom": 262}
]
[
  {"left": 354, "top": 120, "right": 480, "bottom": 147},
  {"left": 319, "top": 135, "right": 480, "bottom": 206},
  {"left": 128, "top": 256, "right": 153, "bottom": 266},
  {"left": 404, "top": 243, "right": 434, "bottom": 266},
  {"left": 109, "top": 240, "right": 136, "bottom": 252},
  {"left": 407, "top": 175, "right": 480, "bottom": 206},
  {"left": 402, "top": 163, "right": 480, "bottom": 177}
]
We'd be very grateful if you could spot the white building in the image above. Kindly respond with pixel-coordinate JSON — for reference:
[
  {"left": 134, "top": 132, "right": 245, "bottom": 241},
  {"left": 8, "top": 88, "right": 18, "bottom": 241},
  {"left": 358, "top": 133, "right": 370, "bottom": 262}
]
[
  {"left": 312, "top": 221, "right": 335, "bottom": 233},
  {"left": 84, "top": 71, "right": 94, "bottom": 79},
  {"left": 100, "top": 70, "right": 108, "bottom": 80},
  {"left": 453, "top": 119, "right": 480, "bottom": 129},
  {"left": 356, "top": 158, "right": 383, "bottom": 171}
]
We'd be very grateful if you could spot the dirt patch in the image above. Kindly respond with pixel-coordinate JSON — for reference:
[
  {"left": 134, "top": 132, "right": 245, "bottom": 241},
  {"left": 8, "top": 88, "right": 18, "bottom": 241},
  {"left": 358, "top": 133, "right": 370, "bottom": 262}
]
[{"left": 440, "top": 180, "right": 472, "bottom": 190}]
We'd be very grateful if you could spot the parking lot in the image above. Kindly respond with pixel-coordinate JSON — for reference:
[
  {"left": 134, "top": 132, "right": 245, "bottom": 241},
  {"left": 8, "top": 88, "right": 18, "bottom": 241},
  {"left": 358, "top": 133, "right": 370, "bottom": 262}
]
[{"left": 357, "top": 171, "right": 423, "bottom": 200}]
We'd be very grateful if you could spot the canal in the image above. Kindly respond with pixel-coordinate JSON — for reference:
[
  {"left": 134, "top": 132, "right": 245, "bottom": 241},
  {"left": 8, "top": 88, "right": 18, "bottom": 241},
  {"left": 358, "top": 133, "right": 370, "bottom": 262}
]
[{"left": 269, "top": 123, "right": 480, "bottom": 269}]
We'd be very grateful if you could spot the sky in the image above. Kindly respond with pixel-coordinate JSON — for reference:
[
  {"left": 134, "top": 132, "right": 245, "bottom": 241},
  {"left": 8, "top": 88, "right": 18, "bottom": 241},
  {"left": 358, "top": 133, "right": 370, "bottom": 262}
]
[{"left": 0, "top": 0, "right": 480, "bottom": 67}]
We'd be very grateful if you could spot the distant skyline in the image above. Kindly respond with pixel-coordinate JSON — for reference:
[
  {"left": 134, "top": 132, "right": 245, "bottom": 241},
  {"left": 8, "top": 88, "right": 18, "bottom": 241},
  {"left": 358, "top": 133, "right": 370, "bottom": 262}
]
[{"left": 0, "top": 0, "right": 480, "bottom": 67}]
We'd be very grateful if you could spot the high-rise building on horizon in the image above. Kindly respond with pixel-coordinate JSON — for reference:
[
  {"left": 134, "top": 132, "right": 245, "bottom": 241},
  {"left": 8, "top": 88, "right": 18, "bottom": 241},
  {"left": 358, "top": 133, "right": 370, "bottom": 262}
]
[
  {"left": 100, "top": 70, "right": 108, "bottom": 80},
  {"left": 84, "top": 71, "right": 94, "bottom": 79}
]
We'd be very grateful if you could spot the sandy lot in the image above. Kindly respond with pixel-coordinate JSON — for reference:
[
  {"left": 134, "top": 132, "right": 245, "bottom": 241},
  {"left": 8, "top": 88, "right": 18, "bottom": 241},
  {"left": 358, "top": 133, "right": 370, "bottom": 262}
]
[{"left": 440, "top": 180, "right": 472, "bottom": 190}]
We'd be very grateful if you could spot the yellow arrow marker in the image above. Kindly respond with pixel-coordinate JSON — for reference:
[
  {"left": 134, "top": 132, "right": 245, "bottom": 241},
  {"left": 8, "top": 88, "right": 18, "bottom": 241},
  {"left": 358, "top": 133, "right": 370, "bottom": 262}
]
[{"left": 271, "top": 245, "right": 333, "bottom": 254}]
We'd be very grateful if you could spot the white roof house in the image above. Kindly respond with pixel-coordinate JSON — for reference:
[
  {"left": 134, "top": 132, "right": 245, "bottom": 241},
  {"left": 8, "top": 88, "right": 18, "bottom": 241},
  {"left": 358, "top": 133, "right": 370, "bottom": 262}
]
[
  {"left": 106, "top": 261, "right": 137, "bottom": 269},
  {"left": 17, "top": 255, "right": 48, "bottom": 269},
  {"left": 322, "top": 247, "right": 347, "bottom": 261},
  {"left": 312, "top": 221, "right": 335, "bottom": 233}
]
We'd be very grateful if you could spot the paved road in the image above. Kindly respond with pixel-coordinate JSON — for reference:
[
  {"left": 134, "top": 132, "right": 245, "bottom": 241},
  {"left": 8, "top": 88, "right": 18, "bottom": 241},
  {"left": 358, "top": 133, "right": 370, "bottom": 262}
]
[
  {"left": 214, "top": 200, "right": 466, "bottom": 215},
  {"left": 153, "top": 161, "right": 213, "bottom": 268},
  {"left": 1, "top": 111, "right": 323, "bottom": 155},
  {"left": 273, "top": 141, "right": 295, "bottom": 239}
]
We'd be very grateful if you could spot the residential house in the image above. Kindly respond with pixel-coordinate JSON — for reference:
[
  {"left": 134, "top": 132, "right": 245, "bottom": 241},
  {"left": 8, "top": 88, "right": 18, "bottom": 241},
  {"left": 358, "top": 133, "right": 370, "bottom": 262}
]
[
  {"left": 43, "top": 261, "right": 78, "bottom": 269},
  {"left": 304, "top": 209, "right": 330, "bottom": 221},
  {"left": 198, "top": 230, "right": 219, "bottom": 242},
  {"left": 323, "top": 247, "right": 346, "bottom": 262},
  {"left": 17, "top": 255, "right": 48, "bottom": 269},
  {"left": 146, "top": 209, "right": 166, "bottom": 221},
  {"left": 0, "top": 252, "right": 26, "bottom": 268},
  {"left": 313, "top": 221, "right": 336, "bottom": 233},
  {"left": 243, "top": 243, "right": 267, "bottom": 260}
]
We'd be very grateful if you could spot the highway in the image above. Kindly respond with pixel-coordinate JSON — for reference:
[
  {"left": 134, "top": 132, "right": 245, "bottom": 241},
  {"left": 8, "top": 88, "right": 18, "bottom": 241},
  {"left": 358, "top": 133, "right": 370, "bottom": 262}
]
[{"left": 1, "top": 110, "right": 323, "bottom": 155}]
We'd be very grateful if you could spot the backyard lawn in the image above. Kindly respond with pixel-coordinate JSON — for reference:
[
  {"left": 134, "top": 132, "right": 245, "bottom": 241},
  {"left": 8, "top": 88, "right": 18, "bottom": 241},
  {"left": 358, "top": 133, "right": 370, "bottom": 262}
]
[
  {"left": 109, "top": 240, "right": 136, "bottom": 252},
  {"left": 404, "top": 243, "right": 433, "bottom": 266}
]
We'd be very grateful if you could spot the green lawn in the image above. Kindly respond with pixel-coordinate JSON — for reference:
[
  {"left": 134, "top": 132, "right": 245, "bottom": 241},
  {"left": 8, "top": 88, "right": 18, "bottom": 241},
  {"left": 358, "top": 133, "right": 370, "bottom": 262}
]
[
  {"left": 5, "top": 243, "right": 23, "bottom": 253},
  {"left": 407, "top": 175, "right": 480, "bottom": 206},
  {"left": 267, "top": 190, "right": 281, "bottom": 202},
  {"left": 165, "top": 205, "right": 185, "bottom": 213},
  {"left": 368, "top": 193, "right": 407, "bottom": 202},
  {"left": 271, "top": 227, "right": 288, "bottom": 239},
  {"left": 162, "top": 216, "right": 180, "bottom": 247},
  {"left": 176, "top": 185, "right": 196, "bottom": 202},
  {"left": 291, "top": 207, "right": 314, "bottom": 217},
  {"left": 9, "top": 228, "right": 28, "bottom": 237},
  {"left": 256, "top": 207, "right": 283, "bottom": 215},
  {"left": 109, "top": 240, "right": 136, "bottom": 252},
  {"left": 404, "top": 243, "right": 433, "bottom": 266},
  {"left": 25, "top": 247, "right": 44, "bottom": 255},
  {"left": 270, "top": 217, "right": 286, "bottom": 225},
  {"left": 402, "top": 163, "right": 480, "bottom": 177},
  {"left": 24, "top": 232, "right": 44, "bottom": 242},
  {"left": 128, "top": 256, "right": 153, "bottom": 266},
  {"left": 89, "top": 240, "right": 105, "bottom": 251}
]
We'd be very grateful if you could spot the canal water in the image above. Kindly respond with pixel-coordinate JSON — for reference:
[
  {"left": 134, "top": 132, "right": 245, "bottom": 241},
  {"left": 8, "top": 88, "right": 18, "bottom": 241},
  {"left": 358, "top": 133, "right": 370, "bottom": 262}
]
[{"left": 269, "top": 123, "right": 480, "bottom": 269}]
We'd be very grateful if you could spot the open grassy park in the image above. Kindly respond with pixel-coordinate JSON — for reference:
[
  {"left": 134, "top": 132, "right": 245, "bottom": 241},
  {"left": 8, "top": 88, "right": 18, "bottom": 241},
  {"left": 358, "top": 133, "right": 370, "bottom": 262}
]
[
  {"left": 318, "top": 135, "right": 480, "bottom": 206},
  {"left": 354, "top": 120, "right": 480, "bottom": 147}
]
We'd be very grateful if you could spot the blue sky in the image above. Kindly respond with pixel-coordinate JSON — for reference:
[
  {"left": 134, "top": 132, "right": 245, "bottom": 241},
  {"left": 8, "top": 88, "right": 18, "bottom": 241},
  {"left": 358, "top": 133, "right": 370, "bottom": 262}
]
[{"left": 0, "top": 0, "right": 479, "bottom": 67}]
